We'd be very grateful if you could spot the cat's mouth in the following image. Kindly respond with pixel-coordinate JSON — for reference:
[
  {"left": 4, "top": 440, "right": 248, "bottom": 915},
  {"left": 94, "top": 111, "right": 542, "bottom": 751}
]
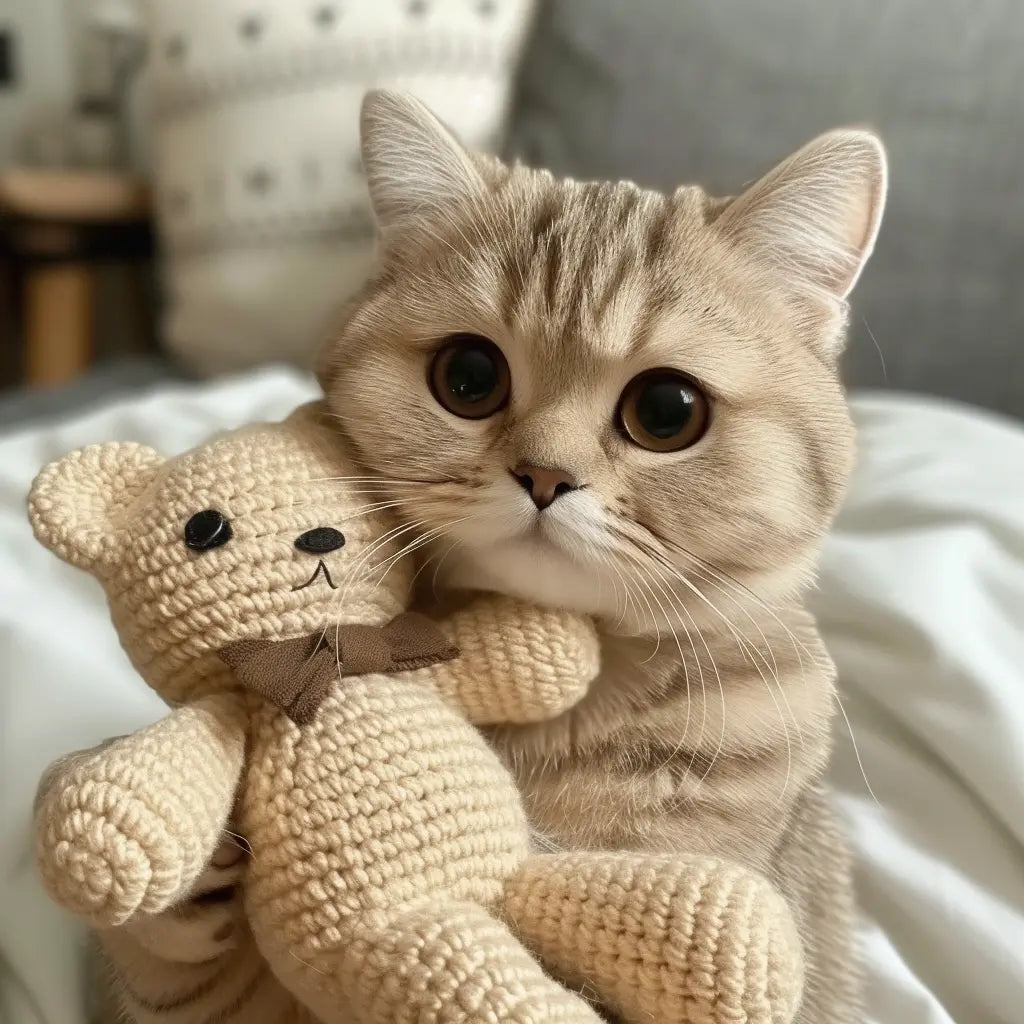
[{"left": 291, "top": 560, "right": 338, "bottom": 591}]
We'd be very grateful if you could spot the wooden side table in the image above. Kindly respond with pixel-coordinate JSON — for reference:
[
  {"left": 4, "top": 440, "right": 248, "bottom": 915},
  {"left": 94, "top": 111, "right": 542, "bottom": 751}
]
[{"left": 0, "top": 170, "right": 154, "bottom": 388}]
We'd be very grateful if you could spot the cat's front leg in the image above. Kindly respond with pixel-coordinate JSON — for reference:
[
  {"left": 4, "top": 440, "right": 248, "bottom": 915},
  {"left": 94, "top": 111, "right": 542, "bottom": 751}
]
[{"left": 112, "top": 834, "right": 249, "bottom": 964}]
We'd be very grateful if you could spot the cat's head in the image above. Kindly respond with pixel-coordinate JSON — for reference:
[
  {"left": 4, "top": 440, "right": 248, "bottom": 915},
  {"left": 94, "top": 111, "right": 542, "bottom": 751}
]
[{"left": 320, "top": 91, "right": 886, "bottom": 630}]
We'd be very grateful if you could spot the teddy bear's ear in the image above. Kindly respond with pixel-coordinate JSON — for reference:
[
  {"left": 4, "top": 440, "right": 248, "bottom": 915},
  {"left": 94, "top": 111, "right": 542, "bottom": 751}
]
[{"left": 28, "top": 443, "right": 165, "bottom": 573}]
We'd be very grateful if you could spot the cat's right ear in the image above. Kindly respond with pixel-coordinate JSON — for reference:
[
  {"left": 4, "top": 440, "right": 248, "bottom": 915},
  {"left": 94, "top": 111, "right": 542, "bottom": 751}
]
[
  {"left": 715, "top": 129, "right": 887, "bottom": 306},
  {"left": 359, "top": 90, "right": 485, "bottom": 235},
  {"left": 28, "top": 443, "right": 164, "bottom": 573}
]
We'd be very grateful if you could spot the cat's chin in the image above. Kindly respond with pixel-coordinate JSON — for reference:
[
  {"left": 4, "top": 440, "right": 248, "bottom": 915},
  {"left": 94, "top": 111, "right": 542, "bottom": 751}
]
[{"left": 439, "top": 535, "right": 621, "bottom": 620}]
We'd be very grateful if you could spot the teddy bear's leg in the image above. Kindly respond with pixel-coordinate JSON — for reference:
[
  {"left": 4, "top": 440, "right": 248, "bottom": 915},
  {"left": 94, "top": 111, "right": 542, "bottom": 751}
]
[
  {"left": 504, "top": 852, "right": 805, "bottom": 1024},
  {"left": 327, "top": 900, "right": 605, "bottom": 1024},
  {"left": 34, "top": 693, "right": 248, "bottom": 928}
]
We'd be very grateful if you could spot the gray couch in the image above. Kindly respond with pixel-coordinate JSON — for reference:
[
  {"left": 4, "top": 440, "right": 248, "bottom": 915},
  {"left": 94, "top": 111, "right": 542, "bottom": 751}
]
[{"left": 508, "top": 0, "right": 1024, "bottom": 419}]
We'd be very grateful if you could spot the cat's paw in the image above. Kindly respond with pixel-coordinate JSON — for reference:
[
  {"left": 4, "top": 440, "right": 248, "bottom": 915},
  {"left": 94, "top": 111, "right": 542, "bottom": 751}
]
[{"left": 121, "top": 836, "right": 249, "bottom": 964}]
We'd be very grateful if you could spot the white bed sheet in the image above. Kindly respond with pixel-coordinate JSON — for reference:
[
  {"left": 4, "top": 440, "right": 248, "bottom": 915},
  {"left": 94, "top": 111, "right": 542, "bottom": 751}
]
[{"left": 1, "top": 368, "right": 1021, "bottom": 1024}]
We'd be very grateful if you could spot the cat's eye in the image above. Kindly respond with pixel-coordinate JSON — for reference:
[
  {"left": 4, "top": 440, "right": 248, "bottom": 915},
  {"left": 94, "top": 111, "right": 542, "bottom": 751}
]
[
  {"left": 184, "top": 509, "right": 233, "bottom": 551},
  {"left": 429, "top": 334, "right": 511, "bottom": 419},
  {"left": 618, "top": 370, "right": 710, "bottom": 452}
]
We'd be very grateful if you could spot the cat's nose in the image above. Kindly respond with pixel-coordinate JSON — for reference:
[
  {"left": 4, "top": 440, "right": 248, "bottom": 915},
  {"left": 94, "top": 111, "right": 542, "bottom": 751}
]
[
  {"left": 295, "top": 527, "right": 346, "bottom": 554},
  {"left": 511, "top": 465, "right": 580, "bottom": 510}
]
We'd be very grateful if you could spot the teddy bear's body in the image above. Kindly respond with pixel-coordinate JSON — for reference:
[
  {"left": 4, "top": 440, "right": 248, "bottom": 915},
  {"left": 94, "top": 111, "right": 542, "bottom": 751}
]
[
  {"left": 29, "top": 403, "right": 805, "bottom": 1024},
  {"left": 240, "top": 676, "right": 534, "bottom": 1019}
]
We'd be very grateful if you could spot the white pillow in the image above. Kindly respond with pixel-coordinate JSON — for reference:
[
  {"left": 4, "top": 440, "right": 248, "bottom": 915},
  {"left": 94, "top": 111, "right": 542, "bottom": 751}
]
[{"left": 142, "top": 0, "right": 536, "bottom": 375}]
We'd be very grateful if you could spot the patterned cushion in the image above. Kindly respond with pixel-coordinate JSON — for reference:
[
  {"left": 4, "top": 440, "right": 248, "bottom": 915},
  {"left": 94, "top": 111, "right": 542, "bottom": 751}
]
[{"left": 144, "top": 0, "right": 536, "bottom": 375}]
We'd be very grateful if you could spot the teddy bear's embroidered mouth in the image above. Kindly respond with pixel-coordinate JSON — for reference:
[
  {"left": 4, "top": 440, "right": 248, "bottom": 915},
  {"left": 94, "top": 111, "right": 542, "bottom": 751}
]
[{"left": 292, "top": 560, "right": 338, "bottom": 591}]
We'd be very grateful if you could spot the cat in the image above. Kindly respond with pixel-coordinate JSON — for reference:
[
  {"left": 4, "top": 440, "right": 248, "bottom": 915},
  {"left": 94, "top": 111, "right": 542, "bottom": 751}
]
[
  {"left": 318, "top": 91, "right": 887, "bottom": 1024},
  {"left": 84, "top": 90, "right": 885, "bottom": 1024}
]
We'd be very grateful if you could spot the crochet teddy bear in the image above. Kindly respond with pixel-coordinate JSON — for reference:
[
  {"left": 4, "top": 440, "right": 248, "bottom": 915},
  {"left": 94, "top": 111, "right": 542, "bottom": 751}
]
[{"left": 29, "top": 402, "right": 804, "bottom": 1024}]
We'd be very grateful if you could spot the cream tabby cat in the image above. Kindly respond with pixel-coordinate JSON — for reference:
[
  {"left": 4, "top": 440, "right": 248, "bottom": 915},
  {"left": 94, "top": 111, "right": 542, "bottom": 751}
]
[{"left": 85, "top": 91, "right": 885, "bottom": 1023}]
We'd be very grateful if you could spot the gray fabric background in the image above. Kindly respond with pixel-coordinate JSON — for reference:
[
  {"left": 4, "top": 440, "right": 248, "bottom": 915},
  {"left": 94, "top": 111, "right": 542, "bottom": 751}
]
[{"left": 507, "top": 0, "right": 1024, "bottom": 418}]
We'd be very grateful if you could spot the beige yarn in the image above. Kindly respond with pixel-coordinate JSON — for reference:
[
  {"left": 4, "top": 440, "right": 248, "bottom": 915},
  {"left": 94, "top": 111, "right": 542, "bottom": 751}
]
[{"left": 29, "top": 401, "right": 804, "bottom": 1024}]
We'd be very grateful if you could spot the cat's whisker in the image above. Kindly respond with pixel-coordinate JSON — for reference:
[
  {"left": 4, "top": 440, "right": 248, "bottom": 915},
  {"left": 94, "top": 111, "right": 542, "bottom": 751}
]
[
  {"left": 637, "top": 526, "right": 787, "bottom": 679},
  {"left": 639, "top": 554, "right": 727, "bottom": 786},
  {"left": 832, "top": 691, "right": 881, "bottom": 805},
  {"left": 631, "top": 542, "right": 797, "bottom": 806},
  {"left": 368, "top": 518, "right": 472, "bottom": 587},
  {"left": 699, "top": 564, "right": 814, "bottom": 680},
  {"left": 336, "top": 517, "right": 432, "bottom": 612},
  {"left": 406, "top": 539, "right": 450, "bottom": 594},
  {"left": 603, "top": 554, "right": 641, "bottom": 633},
  {"left": 635, "top": 536, "right": 787, "bottom": 694},
  {"left": 221, "top": 828, "right": 253, "bottom": 858},
  {"left": 681, "top": 562, "right": 810, "bottom": 759},
  {"left": 328, "top": 515, "right": 436, "bottom": 683},
  {"left": 370, "top": 533, "right": 444, "bottom": 588},
  {"left": 610, "top": 541, "right": 696, "bottom": 756},
  {"left": 644, "top": 547, "right": 789, "bottom": 699},
  {"left": 610, "top": 553, "right": 697, "bottom": 791},
  {"left": 687, "top": 564, "right": 784, "bottom": 682},
  {"left": 307, "top": 474, "right": 447, "bottom": 487},
  {"left": 658, "top": 531, "right": 817, "bottom": 672},
  {"left": 618, "top": 558, "right": 663, "bottom": 662},
  {"left": 339, "top": 499, "right": 417, "bottom": 523},
  {"left": 599, "top": 554, "right": 633, "bottom": 631},
  {"left": 652, "top": 550, "right": 807, "bottom": 756},
  {"left": 606, "top": 520, "right": 800, "bottom": 772},
  {"left": 430, "top": 538, "right": 462, "bottom": 600},
  {"left": 625, "top": 562, "right": 663, "bottom": 663},
  {"left": 625, "top": 551, "right": 718, "bottom": 787}
]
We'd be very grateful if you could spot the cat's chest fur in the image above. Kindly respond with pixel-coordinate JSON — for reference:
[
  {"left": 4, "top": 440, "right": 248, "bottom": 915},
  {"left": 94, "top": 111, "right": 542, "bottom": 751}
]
[{"left": 478, "top": 603, "right": 837, "bottom": 873}]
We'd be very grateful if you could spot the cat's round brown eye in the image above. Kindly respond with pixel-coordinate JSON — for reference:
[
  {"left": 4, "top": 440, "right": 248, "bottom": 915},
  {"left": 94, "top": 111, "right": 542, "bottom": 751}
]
[
  {"left": 618, "top": 370, "right": 710, "bottom": 452},
  {"left": 429, "top": 334, "right": 510, "bottom": 419}
]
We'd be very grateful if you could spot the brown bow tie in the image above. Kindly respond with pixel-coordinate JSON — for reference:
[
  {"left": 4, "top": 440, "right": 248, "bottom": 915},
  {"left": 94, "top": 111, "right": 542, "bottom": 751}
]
[{"left": 219, "top": 612, "right": 459, "bottom": 726}]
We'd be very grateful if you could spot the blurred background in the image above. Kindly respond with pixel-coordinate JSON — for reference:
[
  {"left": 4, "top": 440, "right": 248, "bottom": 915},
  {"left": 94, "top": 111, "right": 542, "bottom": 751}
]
[{"left": 1, "top": 0, "right": 1022, "bottom": 430}]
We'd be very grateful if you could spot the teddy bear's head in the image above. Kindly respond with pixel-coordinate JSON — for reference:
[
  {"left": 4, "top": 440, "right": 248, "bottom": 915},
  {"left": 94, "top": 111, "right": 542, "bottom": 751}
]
[{"left": 28, "top": 403, "right": 413, "bottom": 703}]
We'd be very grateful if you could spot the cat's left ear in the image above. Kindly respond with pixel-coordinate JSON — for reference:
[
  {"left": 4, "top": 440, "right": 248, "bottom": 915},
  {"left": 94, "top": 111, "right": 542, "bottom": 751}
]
[
  {"left": 359, "top": 90, "right": 485, "bottom": 236},
  {"left": 715, "top": 129, "right": 887, "bottom": 309}
]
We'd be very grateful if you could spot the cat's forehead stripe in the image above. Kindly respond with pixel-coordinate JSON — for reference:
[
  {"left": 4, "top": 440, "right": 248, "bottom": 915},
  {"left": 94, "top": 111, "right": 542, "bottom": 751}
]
[{"left": 490, "top": 175, "right": 675, "bottom": 359}]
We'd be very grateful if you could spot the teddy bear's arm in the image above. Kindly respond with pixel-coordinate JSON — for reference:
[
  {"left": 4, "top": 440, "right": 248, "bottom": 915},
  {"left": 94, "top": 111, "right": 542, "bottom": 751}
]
[
  {"left": 34, "top": 693, "right": 248, "bottom": 929},
  {"left": 430, "top": 595, "right": 601, "bottom": 725}
]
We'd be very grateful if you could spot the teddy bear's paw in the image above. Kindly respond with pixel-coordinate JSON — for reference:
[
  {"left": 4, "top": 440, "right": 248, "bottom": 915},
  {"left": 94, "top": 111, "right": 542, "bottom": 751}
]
[
  {"left": 464, "top": 598, "right": 602, "bottom": 720},
  {"left": 505, "top": 852, "right": 805, "bottom": 1024},
  {"left": 35, "top": 780, "right": 189, "bottom": 928},
  {"left": 667, "top": 863, "right": 806, "bottom": 1024}
]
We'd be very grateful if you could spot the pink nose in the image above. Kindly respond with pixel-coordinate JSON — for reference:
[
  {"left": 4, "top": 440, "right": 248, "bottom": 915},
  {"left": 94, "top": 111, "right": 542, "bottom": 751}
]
[{"left": 511, "top": 465, "right": 580, "bottom": 510}]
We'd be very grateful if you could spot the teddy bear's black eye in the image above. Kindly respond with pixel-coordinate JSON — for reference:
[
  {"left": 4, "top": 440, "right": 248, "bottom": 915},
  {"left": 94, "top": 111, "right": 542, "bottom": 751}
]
[{"left": 184, "top": 510, "right": 232, "bottom": 551}]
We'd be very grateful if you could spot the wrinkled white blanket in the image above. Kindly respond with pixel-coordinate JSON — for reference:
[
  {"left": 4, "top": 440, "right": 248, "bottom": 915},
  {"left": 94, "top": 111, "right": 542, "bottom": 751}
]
[{"left": 1, "top": 368, "right": 1021, "bottom": 1024}]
